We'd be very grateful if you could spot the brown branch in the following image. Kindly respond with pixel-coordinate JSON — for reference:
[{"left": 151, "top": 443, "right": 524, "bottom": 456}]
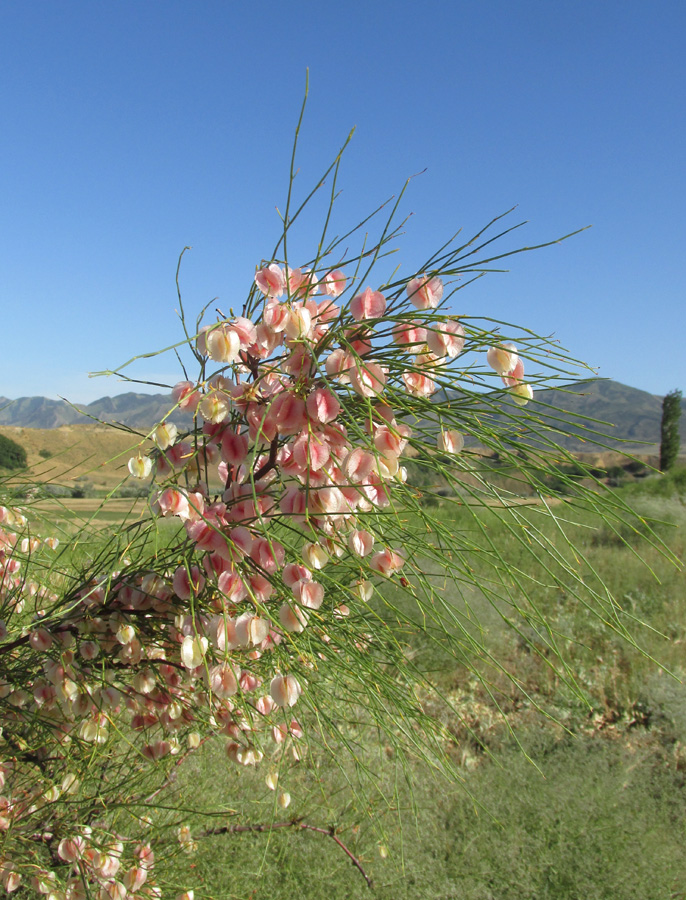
[
  {"left": 2, "top": 729, "right": 50, "bottom": 770},
  {"left": 0, "top": 632, "right": 31, "bottom": 656},
  {"left": 200, "top": 818, "right": 373, "bottom": 888},
  {"left": 253, "top": 436, "right": 280, "bottom": 482}
]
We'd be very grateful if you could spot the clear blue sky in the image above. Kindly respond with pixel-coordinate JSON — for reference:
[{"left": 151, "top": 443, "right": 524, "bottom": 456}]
[{"left": 1, "top": 0, "right": 684, "bottom": 403}]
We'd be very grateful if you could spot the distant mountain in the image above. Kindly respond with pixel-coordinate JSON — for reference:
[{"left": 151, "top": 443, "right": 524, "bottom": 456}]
[
  {"left": 530, "top": 380, "right": 686, "bottom": 450},
  {"left": 0, "top": 382, "right": 683, "bottom": 451},
  {"left": 0, "top": 393, "right": 192, "bottom": 429}
]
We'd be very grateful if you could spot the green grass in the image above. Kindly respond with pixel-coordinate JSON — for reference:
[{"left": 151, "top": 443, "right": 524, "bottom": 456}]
[
  {"left": 168, "top": 709, "right": 686, "bottom": 900},
  {"left": 7, "top": 472, "right": 684, "bottom": 899},
  {"left": 154, "top": 477, "right": 686, "bottom": 899}
]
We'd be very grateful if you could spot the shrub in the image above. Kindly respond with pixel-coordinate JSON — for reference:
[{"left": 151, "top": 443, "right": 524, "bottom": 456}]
[
  {"left": 113, "top": 483, "right": 149, "bottom": 498},
  {"left": 0, "top": 101, "right": 668, "bottom": 898},
  {"left": 0, "top": 433, "right": 27, "bottom": 469},
  {"left": 560, "top": 461, "right": 587, "bottom": 478},
  {"left": 69, "top": 480, "right": 95, "bottom": 498},
  {"left": 620, "top": 465, "right": 686, "bottom": 499},
  {"left": 41, "top": 483, "right": 72, "bottom": 498},
  {"left": 672, "top": 466, "right": 686, "bottom": 492}
]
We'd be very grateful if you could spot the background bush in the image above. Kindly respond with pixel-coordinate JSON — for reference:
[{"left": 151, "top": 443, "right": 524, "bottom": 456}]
[{"left": 0, "top": 433, "right": 27, "bottom": 469}]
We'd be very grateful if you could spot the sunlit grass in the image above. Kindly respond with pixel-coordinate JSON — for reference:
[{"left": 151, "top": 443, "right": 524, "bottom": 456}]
[{"left": 154, "top": 475, "right": 686, "bottom": 899}]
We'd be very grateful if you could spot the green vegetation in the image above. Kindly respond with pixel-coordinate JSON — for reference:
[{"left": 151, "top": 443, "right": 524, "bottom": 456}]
[
  {"left": 112, "top": 482, "right": 149, "bottom": 498},
  {"left": 3, "top": 456, "right": 683, "bottom": 898},
  {"left": 620, "top": 464, "right": 686, "bottom": 499},
  {"left": 0, "top": 432, "right": 27, "bottom": 469},
  {"left": 659, "top": 388, "right": 682, "bottom": 472},
  {"left": 147, "top": 474, "right": 686, "bottom": 899},
  {"left": 172, "top": 734, "right": 686, "bottom": 900}
]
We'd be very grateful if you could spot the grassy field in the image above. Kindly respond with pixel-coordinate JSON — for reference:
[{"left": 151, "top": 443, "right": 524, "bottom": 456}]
[
  {"left": 31, "top": 495, "right": 149, "bottom": 529},
  {"left": 5, "top": 440, "right": 686, "bottom": 899},
  {"left": 151, "top": 471, "right": 686, "bottom": 900}
]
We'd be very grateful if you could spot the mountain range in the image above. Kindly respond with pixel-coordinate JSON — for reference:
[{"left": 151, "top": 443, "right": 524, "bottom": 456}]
[
  {"left": 0, "top": 393, "right": 192, "bottom": 430},
  {"left": 523, "top": 380, "right": 686, "bottom": 451},
  {"left": 0, "top": 381, "right": 684, "bottom": 451}
]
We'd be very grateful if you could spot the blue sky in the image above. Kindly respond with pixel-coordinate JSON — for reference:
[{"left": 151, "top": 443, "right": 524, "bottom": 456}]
[{"left": 1, "top": 1, "right": 684, "bottom": 403}]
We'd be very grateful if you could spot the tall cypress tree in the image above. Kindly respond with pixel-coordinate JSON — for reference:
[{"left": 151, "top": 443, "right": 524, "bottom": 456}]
[{"left": 659, "top": 389, "right": 682, "bottom": 472}]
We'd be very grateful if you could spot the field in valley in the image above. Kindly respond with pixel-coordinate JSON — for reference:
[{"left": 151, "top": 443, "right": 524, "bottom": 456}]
[
  {"left": 159, "top": 470, "right": 686, "bottom": 899},
  {"left": 3, "top": 425, "right": 686, "bottom": 899},
  {"left": 56, "top": 468, "right": 683, "bottom": 900},
  {"left": 1, "top": 420, "right": 677, "bottom": 507},
  {"left": 0, "top": 423, "right": 150, "bottom": 490}
]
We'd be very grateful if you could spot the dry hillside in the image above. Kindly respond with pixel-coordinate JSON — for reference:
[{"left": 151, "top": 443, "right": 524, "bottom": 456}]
[
  {"left": 0, "top": 424, "right": 152, "bottom": 488},
  {"left": 1, "top": 425, "right": 679, "bottom": 497}
]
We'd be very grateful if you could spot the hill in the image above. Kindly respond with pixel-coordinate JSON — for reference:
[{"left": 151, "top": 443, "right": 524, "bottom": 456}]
[
  {"left": 530, "top": 380, "right": 686, "bottom": 451},
  {"left": 0, "top": 393, "right": 192, "bottom": 429},
  {"left": 0, "top": 381, "right": 684, "bottom": 462},
  {"left": 0, "top": 424, "right": 151, "bottom": 488}
]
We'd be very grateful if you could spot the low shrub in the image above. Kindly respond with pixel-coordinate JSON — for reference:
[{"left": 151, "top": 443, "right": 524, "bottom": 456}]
[
  {"left": 70, "top": 482, "right": 95, "bottom": 498},
  {"left": 40, "top": 483, "right": 72, "bottom": 498},
  {"left": 113, "top": 483, "right": 149, "bottom": 498},
  {"left": 0, "top": 433, "right": 27, "bottom": 469}
]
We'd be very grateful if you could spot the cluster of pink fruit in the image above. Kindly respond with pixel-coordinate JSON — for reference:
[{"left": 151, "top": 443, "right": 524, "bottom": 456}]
[
  {"left": 0, "top": 257, "right": 533, "bottom": 898},
  {"left": 0, "top": 502, "right": 199, "bottom": 897},
  {"left": 127, "top": 265, "right": 474, "bottom": 727},
  {"left": 117, "top": 259, "right": 533, "bottom": 764},
  {"left": 1, "top": 505, "right": 59, "bottom": 618}
]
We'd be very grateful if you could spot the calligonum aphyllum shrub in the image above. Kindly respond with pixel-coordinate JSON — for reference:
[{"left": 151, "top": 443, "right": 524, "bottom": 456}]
[
  {"left": 0, "top": 193, "right": 562, "bottom": 897},
  {"left": 127, "top": 262, "right": 535, "bottom": 742}
]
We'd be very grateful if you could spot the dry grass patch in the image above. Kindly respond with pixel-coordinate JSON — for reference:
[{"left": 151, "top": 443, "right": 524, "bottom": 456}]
[
  {"left": 31, "top": 496, "right": 150, "bottom": 531},
  {"left": 0, "top": 424, "right": 152, "bottom": 488}
]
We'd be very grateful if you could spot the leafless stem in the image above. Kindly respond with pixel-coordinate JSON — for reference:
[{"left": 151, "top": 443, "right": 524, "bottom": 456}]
[
  {"left": 200, "top": 817, "right": 373, "bottom": 888},
  {"left": 253, "top": 436, "right": 279, "bottom": 482}
]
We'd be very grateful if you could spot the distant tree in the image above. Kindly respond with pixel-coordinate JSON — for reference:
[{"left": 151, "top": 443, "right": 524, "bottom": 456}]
[
  {"left": 659, "top": 389, "right": 682, "bottom": 472},
  {"left": 0, "top": 433, "right": 27, "bottom": 469}
]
